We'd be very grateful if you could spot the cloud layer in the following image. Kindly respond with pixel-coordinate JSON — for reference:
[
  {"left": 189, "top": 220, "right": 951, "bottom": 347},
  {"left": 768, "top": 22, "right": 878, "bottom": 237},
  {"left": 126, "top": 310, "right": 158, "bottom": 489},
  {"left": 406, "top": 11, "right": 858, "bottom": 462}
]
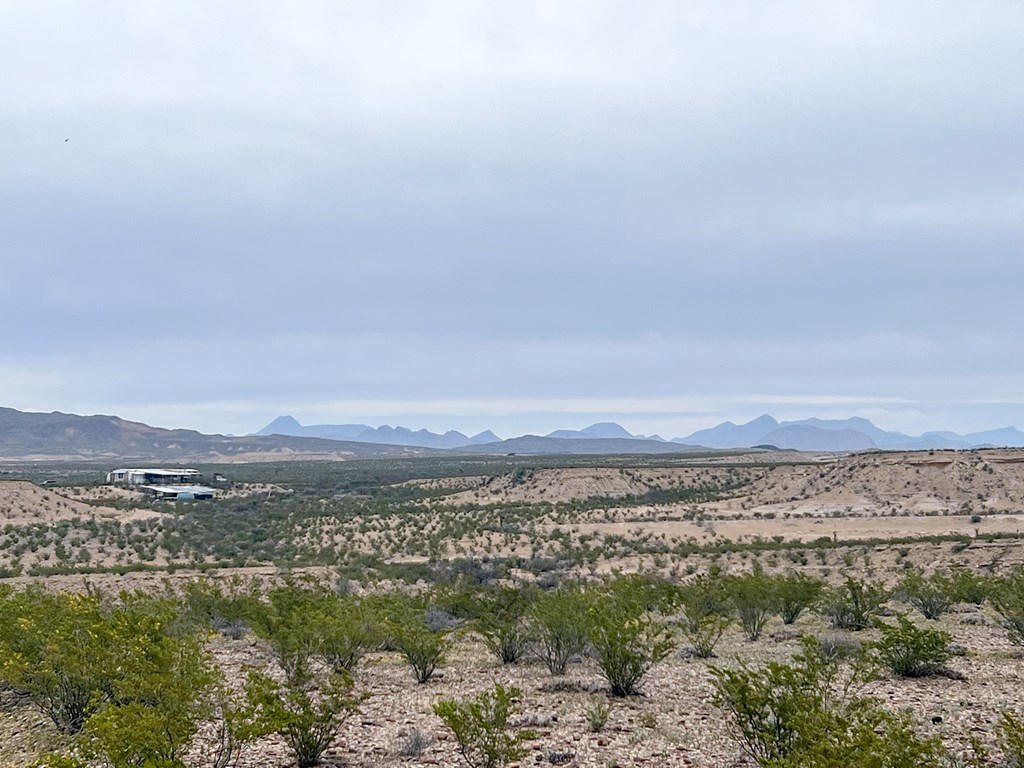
[{"left": 2, "top": 2, "right": 1021, "bottom": 436}]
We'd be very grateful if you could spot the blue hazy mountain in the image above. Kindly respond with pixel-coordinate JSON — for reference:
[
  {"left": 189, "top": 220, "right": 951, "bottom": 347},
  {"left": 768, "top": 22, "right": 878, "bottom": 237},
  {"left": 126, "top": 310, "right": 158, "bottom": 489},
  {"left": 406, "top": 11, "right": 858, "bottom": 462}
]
[
  {"left": 675, "top": 414, "right": 780, "bottom": 448},
  {"left": 675, "top": 415, "right": 1024, "bottom": 451},
  {"left": 547, "top": 422, "right": 637, "bottom": 440},
  {"left": 255, "top": 416, "right": 499, "bottom": 449},
  {"left": 256, "top": 414, "right": 1024, "bottom": 453}
]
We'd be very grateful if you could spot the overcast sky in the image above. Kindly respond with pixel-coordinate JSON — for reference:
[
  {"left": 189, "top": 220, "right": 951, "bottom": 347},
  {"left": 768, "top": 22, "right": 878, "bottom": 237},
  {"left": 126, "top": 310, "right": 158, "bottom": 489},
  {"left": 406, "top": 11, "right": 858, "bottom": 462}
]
[{"left": 2, "top": 2, "right": 1022, "bottom": 439}]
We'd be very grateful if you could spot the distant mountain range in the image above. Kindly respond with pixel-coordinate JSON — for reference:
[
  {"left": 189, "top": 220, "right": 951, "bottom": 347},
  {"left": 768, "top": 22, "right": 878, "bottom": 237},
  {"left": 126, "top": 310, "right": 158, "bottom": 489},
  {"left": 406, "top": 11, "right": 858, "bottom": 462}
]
[
  {"left": 673, "top": 415, "right": 1024, "bottom": 451},
  {"left": 256, "top": 415, "right": 499, "bottom": 450},
  {"left": 3, "top": 406, "right": 1023, "bottom": 462},
  {"left": 258, "top": 414, "right": 1024, "bottom": 453},
  {"left": 460, "top": 435, "right": 701, "bottom": 456},
  {"left": 0, "top": 407, "right": 441, "bottom": 461}
]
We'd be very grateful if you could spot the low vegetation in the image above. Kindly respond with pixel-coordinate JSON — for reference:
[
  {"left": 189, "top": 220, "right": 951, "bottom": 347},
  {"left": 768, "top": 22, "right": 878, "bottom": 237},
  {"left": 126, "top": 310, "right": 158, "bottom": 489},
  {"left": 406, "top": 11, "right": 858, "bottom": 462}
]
[
  {"left": 433, "top": 683, "right": 529, "bottom": 768},
  {"left": 4, "top": 453, "right": 1024, "bottom": 767}
]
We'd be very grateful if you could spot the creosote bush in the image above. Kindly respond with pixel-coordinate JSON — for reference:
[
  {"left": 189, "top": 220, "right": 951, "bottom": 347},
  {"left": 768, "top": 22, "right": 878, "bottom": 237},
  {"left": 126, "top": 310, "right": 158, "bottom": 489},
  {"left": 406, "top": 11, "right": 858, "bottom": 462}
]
[
  {"left": 387, "top": 596, "right": 455, "bottom": 684},
  {"left": 950, "top": 567, "right": 992, "bottom": 606},
  {"left": 583, "top": 577, "right": 674, "bottom": 696},
  {"left": 433, "top": 683, "right": 530, "bottom": 768},
  {"left": 728, "top": 570, "right": 776, "bottom": 641},
  {"left": 0, "top": 587, "right": 111, "bottom": 733},
  {"left": 775, "top": 572, "right": 824, "bottom": 625},
  {"left": 3, "top": 587, "right": 246, "bottom": 768},
  {"left": 897, "top": 569, "right": 956, "bottom": 620},
  {"left": 468, "top": 585, "right": 536, "bottom": 665},
  {"left": 818, "top": 577, "right": 890, "bottom": 631},
  {"left": 990, "top": 567, "right": 1024, "bottom": 646},
  {"left": 711, "top": 637, "right": 949, "bottom": 768},
  {"left": 872, "top": 614, "right": 952, "bottom": 678},
  {"left": 527, "top": 586, "right": 589, "bottom": 676},
  {"left": 244, "top": 668, "right": 365, "bottom": 768},
  {"left": 676, "top": 572, "right": 732, "bottom": 658}
]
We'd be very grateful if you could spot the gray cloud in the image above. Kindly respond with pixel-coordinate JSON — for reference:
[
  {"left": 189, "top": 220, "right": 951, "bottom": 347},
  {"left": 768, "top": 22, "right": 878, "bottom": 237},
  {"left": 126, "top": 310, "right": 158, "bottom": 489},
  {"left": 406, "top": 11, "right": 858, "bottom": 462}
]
[{"left": 1, "top": 2, "right": 1022, "bottom": 435}]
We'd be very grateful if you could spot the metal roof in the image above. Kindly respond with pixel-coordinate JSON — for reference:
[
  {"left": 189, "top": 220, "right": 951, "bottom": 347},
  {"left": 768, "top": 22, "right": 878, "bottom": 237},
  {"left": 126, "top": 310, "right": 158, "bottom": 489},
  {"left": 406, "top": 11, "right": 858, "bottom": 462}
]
[
  {"left": 112, "top": 468, "right": 200, "bottom": 476},
  {"left": 140, "top": 484, "right": 217, "bottom": 495}
]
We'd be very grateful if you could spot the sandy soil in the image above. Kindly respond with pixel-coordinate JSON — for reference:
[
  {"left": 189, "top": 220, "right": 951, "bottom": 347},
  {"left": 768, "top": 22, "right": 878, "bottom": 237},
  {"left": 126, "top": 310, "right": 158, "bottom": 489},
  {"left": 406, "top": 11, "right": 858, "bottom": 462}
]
[{"left": 0, "top": 482, "right": 161, "bottom": 524}]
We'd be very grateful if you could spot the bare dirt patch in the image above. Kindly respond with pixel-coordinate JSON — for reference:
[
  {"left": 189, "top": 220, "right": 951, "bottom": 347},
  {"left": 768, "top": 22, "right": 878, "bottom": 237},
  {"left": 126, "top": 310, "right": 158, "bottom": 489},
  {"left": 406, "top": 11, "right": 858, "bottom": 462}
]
[{"left": 0, "top": 481, "right": 162, "bottom": 525}]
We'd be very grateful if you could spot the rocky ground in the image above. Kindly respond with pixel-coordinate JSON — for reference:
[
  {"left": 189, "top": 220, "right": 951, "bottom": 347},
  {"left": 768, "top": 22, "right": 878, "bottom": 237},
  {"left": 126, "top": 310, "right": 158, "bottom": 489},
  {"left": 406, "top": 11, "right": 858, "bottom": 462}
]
[{"left": 2, "top": 606, "right": 1021, "bottom": 767}]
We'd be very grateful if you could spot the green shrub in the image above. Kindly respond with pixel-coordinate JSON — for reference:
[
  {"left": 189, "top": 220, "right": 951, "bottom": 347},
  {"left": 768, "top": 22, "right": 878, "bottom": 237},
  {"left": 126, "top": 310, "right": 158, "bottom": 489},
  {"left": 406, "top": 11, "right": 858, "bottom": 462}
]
[
  {"left": 433, "top": 683, "right": 529, "bottom": 768},
  {"left": 388, "top": 598, "right": 455, "bottom": 684},
  {"left": 775, "top": 572, "right": 824, "bottom": 625},
  {"left": 997, "top": 711, "right": 1024, "bottom": 768},
  {"left": 873, "top": 614, "right": 952, "bottom": 678},
  {"left": 897, "top": 570, "right": 956, "bottom": 620},
  {"left": 319, "top": 594, "right": 379, "bottom": 674},
  {"left": 470, "top": 585, "right": 535, "bottom": 665},
  {"left": 711, "top": 637, "right": 948, "bottom": 767},
  {"left": 0, "top": 587, "right": 111, "bottom": 733},
  {"left": 990, "top": 568, "right": 1024, "bottom": 646},
  {"left": 950, "top": 567, "right": 992, "bottom": 605},
  {"left": 583, "top": 581, "right": 674, "bottom": 696},
  {"left": 818, "top": 577, "right": 889, "bottom": 631},
  {"left": 245, "top": 669, "right": 364, "bottom": 768},
  {"left": 1, "top": 588, "right": 230, "bottom": 767},
  {"left": 527, "top": 587, "right": 588, "bottom": 676},
  {"left": 82, "top": 701, "right": 200, "bottom": 768},
  {"left": 198, "top": 683, "right": 262, "bottom": 768},
  {"left": 677, "top": 572, "right": 732, "bottom": 658},
  {"left": 586, "top": 696, "right": 610, "bottom": 732},
  {"left": 729, "top": 571, "right": 776, "bottom": 641},
  {"left": 248, "top": 581, "right": 331, "bottom": 684},
  {"left": 177, "top": 576, "right": 259, "bottom": 636}
]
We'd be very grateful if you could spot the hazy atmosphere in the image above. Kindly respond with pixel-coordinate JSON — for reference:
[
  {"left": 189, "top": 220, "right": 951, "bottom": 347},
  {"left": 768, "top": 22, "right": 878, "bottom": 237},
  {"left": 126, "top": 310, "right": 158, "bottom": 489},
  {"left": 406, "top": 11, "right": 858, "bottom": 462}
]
[{"left": 3, "top": 2, "right": 1022, "bottom": 438}]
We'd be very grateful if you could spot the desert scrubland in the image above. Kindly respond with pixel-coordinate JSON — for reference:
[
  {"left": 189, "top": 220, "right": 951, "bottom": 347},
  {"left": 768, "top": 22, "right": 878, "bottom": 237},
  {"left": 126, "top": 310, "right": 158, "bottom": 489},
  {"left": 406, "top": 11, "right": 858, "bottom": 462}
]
[{"left": 1, "top": 449, "right": 1024, "bottom": 767}]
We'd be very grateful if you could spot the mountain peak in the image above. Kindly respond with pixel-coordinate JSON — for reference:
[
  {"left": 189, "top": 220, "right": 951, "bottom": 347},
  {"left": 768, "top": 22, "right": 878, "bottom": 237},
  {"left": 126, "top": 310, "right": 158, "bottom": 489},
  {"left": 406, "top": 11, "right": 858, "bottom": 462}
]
[
  {"left": 581, "top": 422, "right": 634, "bottom": 439},
  {"left": 547, "top": 422, "right": 636, "bottom": 440},
  {"left": 256, "top": 415, "right": 303, "bottom": 436}
]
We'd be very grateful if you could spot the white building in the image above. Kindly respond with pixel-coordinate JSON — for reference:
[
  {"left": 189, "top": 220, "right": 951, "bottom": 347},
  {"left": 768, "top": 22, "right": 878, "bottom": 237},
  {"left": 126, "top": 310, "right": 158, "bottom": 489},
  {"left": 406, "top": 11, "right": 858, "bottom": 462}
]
[{"left": 106, "top": 468, "right": 202, "bottom": 485}]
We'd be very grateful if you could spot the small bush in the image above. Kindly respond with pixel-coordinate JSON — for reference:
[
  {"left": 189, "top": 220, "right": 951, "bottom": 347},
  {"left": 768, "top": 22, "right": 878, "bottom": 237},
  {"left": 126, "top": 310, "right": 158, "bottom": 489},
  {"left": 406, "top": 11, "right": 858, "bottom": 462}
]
[
  {"left": 873, "top": 614, "right": 952, "bottom": 678},
  {"left": 818, "top": 577, "right": 889, "bottom": 631},
  {"left": 245, "top": 669, "right": 364, "bottom": 768},
  {"left": 248, "top": 582, "right": 331, "bottom": 684},
  {"left": 990, "top": 568, "right": 1024, "bottom": 646},
  {"left": 950, "top": 567, "right": 992, "bottom": 605},
  {"left": 711, "top": 637, "right": 948, "bottom": 767},
  {"left": 319, "top": 594, "right": 379, "bottom": 674},
  {"left": 729, "top": 571, "right": 776, "bottom": 641},
  {"left": 898, "top": 570, "right": 956, "bottom": 620},
  {"left": 583, "top": 581, "right": 674, "bottom": 696},
  {"left": 677, "top": 573, "right": 732, "bottom": 658},
  {"left": 433, "top": 683, "right": 529, "bottom": 768},
  {"left": 586, "top": 696, "right": 609, "bottom": 732},
  {"left": 816, "top": 633, "right": 863, "bottom": 661},
  {"left": 528, "top": 587, "right": 588, "bottom": 676},
  {"left": 637, "top": 711, "right": 657, "bottom": 729},
  {"left": 395, "top": 727, "right": 433, "bottom": 758},
  {"left": 471, "top": 586, "right": 535, "bottom": 665},
  {"left": 385, "top": 596, "right": 455, "bottom": 684},
  {"left": 775, "top": 572, "right": 824, "bottom": 625},
  {"left": 997, "top": 711, "right": 1024, "bottom": 768}
]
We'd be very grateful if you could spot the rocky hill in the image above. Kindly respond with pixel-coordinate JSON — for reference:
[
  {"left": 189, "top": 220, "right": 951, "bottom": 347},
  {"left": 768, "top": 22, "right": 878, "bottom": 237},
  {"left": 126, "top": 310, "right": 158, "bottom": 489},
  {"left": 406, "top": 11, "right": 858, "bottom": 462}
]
[{"left": 0, "top": 407, "right": 439, "bottom": 461}]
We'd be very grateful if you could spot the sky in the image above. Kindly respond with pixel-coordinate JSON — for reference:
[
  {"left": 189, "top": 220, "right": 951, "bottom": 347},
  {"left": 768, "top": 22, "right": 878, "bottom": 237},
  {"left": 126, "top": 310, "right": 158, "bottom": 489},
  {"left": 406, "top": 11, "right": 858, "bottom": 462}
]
[{"left": 2, "top": 2, "right": 1022, "bottom": 440}]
